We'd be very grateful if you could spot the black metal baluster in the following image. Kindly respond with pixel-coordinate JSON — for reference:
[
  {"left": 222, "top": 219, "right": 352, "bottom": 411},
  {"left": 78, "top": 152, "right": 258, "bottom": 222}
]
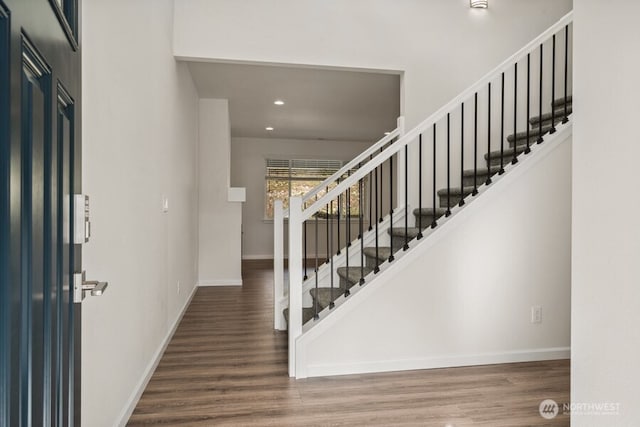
[
  {"left": 431, "top": 123, "right": 437, "bottom": 230},
  {"left": 459, "top": 102, "right": 465, "bottom": 207},
  {"left": 374, "top": 164, "right": 380, "bottom": 273},
  {"left": 538, "top": 43, "right": 544, "bottom": 144},
  {"left": 325, "top": 186, "right": 330, "bottom": 264},
  {"left": 337, "top": 178, "right": 341, "bottom": 255},
  {"left": 500, "top": 72, "right": 505, "bottom": 174},
  {"left": 303, "top": 220, "right": 308, "bottom": 280},
  {"left": 329, "top": 198, "right": 334, "bottom": 309},
  {"left": 562, "top": 25, "right": 569, "bottom": 124},
  {"left": 357, "top": 162, "right": 362, "bottom": 240},
  {"left": 359, "top": 176, "right": 365, "bottom": 285},
  {"left": 347, "top": 171, "right": 352, "bottom": 248},
  {"left": 512, "top": 62, "right": 519, "bottom": 165},
  {"left": 550, "top": 34, "right": 557, "bottom": 134},
  {"left": 525, "top": 53, "right": 531, "bottom": 155},
  {"left": 388, "top": 152, "right": 395, "bottom": 262},
  {"left": 368, "top": 155, "right": 373, "bottom": 231},
  {"left": 403, "top": 144, "right": 409, "bottom": 251},
  {"left": 486, "top": 82, "right": 492, "bottom": 185},
  {"left": 379, "top": 148, "right": 384, "bottom": 223},
  {"left": 446, "top": 113, "right": 451, "bottom": 216},
  {"left": 473, "top": 92, "right": 479, "bottom": 196},
  {"left": 417, "top": 134, "right": 423, "bottom": 237}
]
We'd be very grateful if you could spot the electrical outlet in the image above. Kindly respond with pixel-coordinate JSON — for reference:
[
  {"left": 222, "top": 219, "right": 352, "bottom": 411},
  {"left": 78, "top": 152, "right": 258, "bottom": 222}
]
[
  {"left": 177, "top": 281, "right": 181, "bottom": 295},
  {"left": 531, "top": 305, "right": 542, "bottom": 323}
]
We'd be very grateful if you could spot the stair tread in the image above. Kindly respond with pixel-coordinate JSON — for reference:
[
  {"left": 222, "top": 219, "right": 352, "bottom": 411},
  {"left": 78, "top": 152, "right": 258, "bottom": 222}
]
[
  {"left": 363, "top": 246, "right": 392, "bottom": 260},
  {"left": 309, "top": 287, "right": 347, "bottom": 309},
  {"left": 552, "top": 95, "right": 572, "bottom": 107},
  {"left": 388, "top": 227, "right": 421, "bottom": 238},
  {"left": 283, "top": 307, "right": 317, "bottom": 325},
  {"left": 507, "top": 125, "right": 552, "bottom": 142},
  {"left": 529, "top": 106, "right": 573, "bottom": 125},
  {"left": 461, "top": 166, "right": 502, "bottom": 177},
  {"left": 484, "top": 144, "right": 529, "bottom": 161},
  {"left": 337, "top": 266, "right": 374, "bottom": 283},
  {"left": 437, "top": 186, "right": 476, "bottom": 197},
  {"left": 413, "top": 207, "right": 448, "bottom": 216}
]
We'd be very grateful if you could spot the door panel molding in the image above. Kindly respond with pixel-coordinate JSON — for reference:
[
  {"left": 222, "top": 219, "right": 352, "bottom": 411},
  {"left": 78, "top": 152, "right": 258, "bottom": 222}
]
[
  {"left": 0, "top": 2, "right": 11, "bottom": 426},
  {"left": 20, "top": 31, "right": 53, "bottom": 426}
]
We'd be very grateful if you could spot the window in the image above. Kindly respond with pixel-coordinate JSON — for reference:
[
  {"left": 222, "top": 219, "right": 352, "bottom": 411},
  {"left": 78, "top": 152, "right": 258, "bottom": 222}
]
[{"left": 265, "top": 159, "right": 363, "bottom": 219}]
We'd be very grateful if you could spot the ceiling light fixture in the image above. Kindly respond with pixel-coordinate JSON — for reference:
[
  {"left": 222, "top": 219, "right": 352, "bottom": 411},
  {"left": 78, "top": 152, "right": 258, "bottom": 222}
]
[
  {"left": 470, "top": 0, "right": 488, "bottom": 8},
  {"left": 469, "top": 0, "right": 489, "bottom": 9},
  {"left": 265, "top": 126, "right": 274, "bottom": 131},
  {"left": 274, "top": 100, "right": 285, "bottom": 106},
  {"left": 384, "top": 132, "right": 391, "bottom": 136}
]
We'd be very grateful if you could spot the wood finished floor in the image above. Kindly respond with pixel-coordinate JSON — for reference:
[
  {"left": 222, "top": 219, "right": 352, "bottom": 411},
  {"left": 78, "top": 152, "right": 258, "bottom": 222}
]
[{"left": 128, "top": 260, "right": 570, "bottom": 426}]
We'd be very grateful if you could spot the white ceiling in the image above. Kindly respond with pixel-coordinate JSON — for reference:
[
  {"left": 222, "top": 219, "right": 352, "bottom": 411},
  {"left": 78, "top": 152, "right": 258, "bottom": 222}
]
[{"left": 187, "top": 61, "right": 401, "bottom": 142}]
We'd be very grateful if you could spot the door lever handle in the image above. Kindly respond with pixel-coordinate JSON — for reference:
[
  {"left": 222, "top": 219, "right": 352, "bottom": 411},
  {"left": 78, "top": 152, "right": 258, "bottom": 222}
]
[
  {"left": 74, "top": 271, "right": 109, "bottom": 302},
  {"left": 82, "top": 280, "right": 108, "bottom": 296}
]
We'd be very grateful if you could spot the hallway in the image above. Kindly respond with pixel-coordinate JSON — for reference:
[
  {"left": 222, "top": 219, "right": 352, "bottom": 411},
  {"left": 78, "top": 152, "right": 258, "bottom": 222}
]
[{"left": 127, "top": 260, "right": 569, "bottom": 426}]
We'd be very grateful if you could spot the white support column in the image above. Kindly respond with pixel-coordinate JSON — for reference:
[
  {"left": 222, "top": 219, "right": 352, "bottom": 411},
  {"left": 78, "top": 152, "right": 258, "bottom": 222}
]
[
  {"left": 396, "top": 116, "right": 407, "bottom": 208},
  {"left": 273, "top": 201, "right": 286, "bottom": 331},
  {"left": 288, "top": 197, "right": 303, "bottom": 377}
]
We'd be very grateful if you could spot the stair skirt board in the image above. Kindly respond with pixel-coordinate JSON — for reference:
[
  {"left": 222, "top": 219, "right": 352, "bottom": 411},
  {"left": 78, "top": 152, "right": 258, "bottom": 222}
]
[
  {"left": 292, "top": 122, "right": 572, "bottom": 378},
  {"left": 298, "top": 347, "right": 571, "bottom": 379}
]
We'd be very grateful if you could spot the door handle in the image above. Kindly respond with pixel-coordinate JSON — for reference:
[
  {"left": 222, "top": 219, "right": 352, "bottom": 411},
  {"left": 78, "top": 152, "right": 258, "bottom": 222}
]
[{"left": 74, "top": 271, "right": 109, "bottom": 302}]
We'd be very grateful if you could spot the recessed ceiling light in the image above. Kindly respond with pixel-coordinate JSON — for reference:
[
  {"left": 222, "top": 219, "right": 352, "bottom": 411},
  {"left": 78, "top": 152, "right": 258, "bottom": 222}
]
[
  {"left": 384, "top": 132, "right": 391, "bottom": 136},
  {"left": 265, "top": 126, "right": 274, "bottom": 131},
  {"left": 274, "top": 100, "right": 285, "bottom": 106}
]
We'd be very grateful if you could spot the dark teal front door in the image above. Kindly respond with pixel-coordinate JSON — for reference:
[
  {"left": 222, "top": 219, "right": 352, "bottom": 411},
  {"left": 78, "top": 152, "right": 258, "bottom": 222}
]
[{"left": 1, "top": 0, "right": 81, "bottom": 425}]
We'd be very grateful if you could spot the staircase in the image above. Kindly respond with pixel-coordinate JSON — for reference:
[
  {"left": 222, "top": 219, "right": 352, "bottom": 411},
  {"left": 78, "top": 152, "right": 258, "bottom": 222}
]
[
  {"left": 276, "top": 12, "right": 573, "bottom": 378},
  {"left": 284, "top": 96, "right": 571, "bottom": 325}
]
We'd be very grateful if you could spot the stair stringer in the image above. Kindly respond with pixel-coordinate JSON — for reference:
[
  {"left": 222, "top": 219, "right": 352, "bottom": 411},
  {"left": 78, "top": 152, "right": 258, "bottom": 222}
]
[{"left": 294, "top": 123, "right": 573, "bottom": 379}]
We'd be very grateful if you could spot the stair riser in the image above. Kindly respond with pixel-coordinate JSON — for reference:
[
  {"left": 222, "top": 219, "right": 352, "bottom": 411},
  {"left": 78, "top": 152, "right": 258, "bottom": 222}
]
[
  {"left": 365, "top": 253, "right": 383, "bottom": 269},
  {"left": 462, "top": 173, "right": 492, "bottom": 188},
  {"left": 391, "top": 235, "right": 413, "bottom": 252},
  {"left": 413, "top": 214, "right": 438, "bottom": 228},
  {"left": 438, "top": 194, "right": 465, "bottom": 207},
  {"left": 508, "top": 135, "right": 543, "bottom": 148},
  {"left": 339, "top": 276, "right": 356, "bottom": 288},
  {"left": 487, "top": 154, "right": 522, "bottom": 167},
  {"left": 311, "top": 291, "right": 342, "bottom": 311}
]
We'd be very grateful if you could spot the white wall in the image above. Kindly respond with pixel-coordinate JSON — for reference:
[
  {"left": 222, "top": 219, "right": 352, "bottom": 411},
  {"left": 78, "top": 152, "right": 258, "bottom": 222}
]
[
  {"left": 231, "top": 137, "right": 374, "bottom": 258},
  {"left": 296, "top": 132, "right": 572, "bottom": 378},
  {"left": 198, "top": 99, "right": 243, "bottom": 285},
  {"left": 572, "top": 1, "right": 640, "bottom": 424},
  {"left": 174, "top": 0, "right": 572, "bottom": 130},
  {"left": 82, "top": 0, "right": 200, "bottom": 426}
]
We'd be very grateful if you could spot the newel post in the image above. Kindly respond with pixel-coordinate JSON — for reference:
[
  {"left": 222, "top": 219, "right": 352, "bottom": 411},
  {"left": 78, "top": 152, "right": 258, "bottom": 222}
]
[
  {"left": 288, "top": 196, "right": 303, "bottom": 377},
  {"left": 273, "top": 201, "right": 286, "bottom": 331}
]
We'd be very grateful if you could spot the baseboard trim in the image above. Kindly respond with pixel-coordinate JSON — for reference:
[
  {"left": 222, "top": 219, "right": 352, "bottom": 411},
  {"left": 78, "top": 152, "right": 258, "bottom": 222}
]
[
  {"left": 116, "top": 284, "right": 198, "bottom": 426},
  {"left": 302, "top": 347, "right": 570, "bottom": 379},
  {"left": 198, "top": 279, "right": 242, "bottom": 287},
  {"left": 242, "top": 254, "right": 273, "bottom": 260}
]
